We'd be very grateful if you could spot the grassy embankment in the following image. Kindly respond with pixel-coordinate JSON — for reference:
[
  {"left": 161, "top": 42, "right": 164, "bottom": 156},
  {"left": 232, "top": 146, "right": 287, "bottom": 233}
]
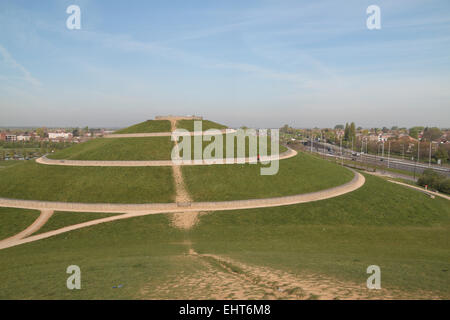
[
  {"left": 176, "top": 119, "right": 227, "bottom": 131},
  {"left": 0, "top": 161, "right": 175, "bottom": 203},
  {"left": 47, "top": 135, "right": 286, "bottom": 161},
  {"left": 48, "top": 137, "right": 174, "bottom": 161},
  {"left": 182, "top": 151, "right": 354, "bottom": 201},
  {"left": 114, "top": 120, "right": 171, "bottom": 134},
  {"left": 0, "top": 207, "right": 41, "bottom": 240}
]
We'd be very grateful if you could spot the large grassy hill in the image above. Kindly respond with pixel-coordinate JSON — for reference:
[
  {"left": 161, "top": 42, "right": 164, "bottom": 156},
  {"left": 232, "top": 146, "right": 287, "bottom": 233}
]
[{"left": 0, "top": 174, "right": 448, "bottom": 299}]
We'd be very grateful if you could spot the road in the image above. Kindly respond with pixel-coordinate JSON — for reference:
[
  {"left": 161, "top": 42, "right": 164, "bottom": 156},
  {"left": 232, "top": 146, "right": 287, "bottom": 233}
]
[{"left": 304, "top": 141, "right": 450, "bottom": 178}]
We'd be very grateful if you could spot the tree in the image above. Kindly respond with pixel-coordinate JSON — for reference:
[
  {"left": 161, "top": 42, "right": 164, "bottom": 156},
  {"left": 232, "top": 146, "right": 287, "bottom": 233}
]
[
  {"left": 409, "top": 126, "right": 424, "bottom": 140},
  {"left": 422, "top": 127, "right": 442, "bottom": 142},
  {"left": 334, "top": 124, "right": 344, "bottom": 130},
  {"left": 434, "top": 147, "right": 448, "bottom": 163},
  {"left": 36, "top": 128, "right": 45, "bottom": 138},
  {"left": 349, "top": 122, "right": 356, "bottom": 142},
  {"left": 344, "top": 123, "right": 349, "bottom": 141}
]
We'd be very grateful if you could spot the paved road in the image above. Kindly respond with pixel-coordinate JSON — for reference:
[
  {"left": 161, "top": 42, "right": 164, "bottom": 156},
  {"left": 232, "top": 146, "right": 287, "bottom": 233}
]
[{"left": 306, "top": 142, "right": 450, "bottom": 177}]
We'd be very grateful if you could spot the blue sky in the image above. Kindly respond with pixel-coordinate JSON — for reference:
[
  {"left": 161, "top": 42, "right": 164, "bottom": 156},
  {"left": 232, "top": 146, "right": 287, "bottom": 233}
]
[{"left": 0, "top": 0, "right": 449, "bottom": 128}]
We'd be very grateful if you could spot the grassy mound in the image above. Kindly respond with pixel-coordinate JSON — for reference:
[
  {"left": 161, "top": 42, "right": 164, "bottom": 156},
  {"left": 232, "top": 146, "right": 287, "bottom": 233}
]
[
  {"left": 176, "top": 119, "right": 227, "bottom": 131},
  {"left": 115, "top": 120, "right": 171, "bottom": 134},
  {"left": 48, "top": 137, "right": 174, "bottom": 161},
  {"left": 0, "top": 174, "right": 448, "bottom": 299},
  {"left": 0, "top": 207, "right": 40, "bottom": 240},
  {"left": 182, "top": 152, "right": 354, "bottom": 201},
  {"left": 0, "top": 161, "right": 175, "bottom": 203}
]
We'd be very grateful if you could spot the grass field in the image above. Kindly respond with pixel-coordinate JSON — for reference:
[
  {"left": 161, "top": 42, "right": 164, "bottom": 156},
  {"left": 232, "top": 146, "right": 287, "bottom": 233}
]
[
  {"left": 0, "top": 160, "right": 23, "bottom": 168},
  {"left": 48, "top": 137, "right": 174, "bottom": 161},
  {"left": 0, "top": 214, "right": 186, "bottom": 299},
  {"left": 0, "top": 173, "right": 448, "bottom": 299},
  {"left": 0, "top": 207, "right": 40, "bottom": 240},
  {"left": 176, "top": 119, "right": 227, "bottom": 131},
  {"left": 35, "top": 211, "right": 121, "bottom": 235},
  {"left": 114, "top": 120, "right": 171, "bottom": 133},
  {"left": 0, "top": 161, "right": 175, "bottom": 203},
  {"left": 182, "top": 152, "right": 354, "bottom": 201}
]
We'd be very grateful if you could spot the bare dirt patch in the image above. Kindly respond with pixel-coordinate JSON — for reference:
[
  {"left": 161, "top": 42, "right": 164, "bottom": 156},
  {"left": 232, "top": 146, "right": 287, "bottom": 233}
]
[
  {"left": 140, "top": 249, "right": 440, "bottom": 300},
  {"left": 169, "top": 119, "right": 203, "bottom": 229}
]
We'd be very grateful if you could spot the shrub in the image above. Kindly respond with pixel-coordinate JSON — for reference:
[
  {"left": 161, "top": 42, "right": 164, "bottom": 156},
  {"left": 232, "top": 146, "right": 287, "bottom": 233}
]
[
  {"left": 418, "top": 169, "right": 449, "bottom": 194},
  {"left": 439, "top": 179, "right": 450, "bottom": 194}
]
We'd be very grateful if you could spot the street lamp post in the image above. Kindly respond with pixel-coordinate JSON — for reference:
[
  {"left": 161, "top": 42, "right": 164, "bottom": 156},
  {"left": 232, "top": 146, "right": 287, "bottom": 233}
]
[
  {"left": 429, "top": 141, "right": 432, "bottom": 167},
  {"left": 387, "top": 141, "right": 391, "bottom": 169}
]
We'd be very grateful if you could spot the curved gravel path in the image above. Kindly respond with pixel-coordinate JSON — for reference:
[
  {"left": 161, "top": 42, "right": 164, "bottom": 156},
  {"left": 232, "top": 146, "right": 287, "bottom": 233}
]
[
  {"left": 0, "top": 170, "right": 365, "bottom": 250},
  {"left": 0, "top": 210, "right": 53, "bottom": 247},
  {"left": 36, "top": 148, "right": 297, "bottom": 167}
]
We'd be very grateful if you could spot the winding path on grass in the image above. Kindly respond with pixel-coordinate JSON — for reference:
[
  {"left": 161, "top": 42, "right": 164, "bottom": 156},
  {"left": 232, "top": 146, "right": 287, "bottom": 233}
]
[
  {"left": 0, "top": 210, "right": 53, "bottom": 247},
  {"left": 0, "top": 169, "right": 365, "bottom": 250},
  {"left": 36, "top": 148, "right": 297, "bottom": 167}
]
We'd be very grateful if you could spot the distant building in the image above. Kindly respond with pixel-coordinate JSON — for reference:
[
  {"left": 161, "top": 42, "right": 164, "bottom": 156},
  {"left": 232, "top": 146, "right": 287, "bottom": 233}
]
[
  {"left": 17, "top": 135, "right": 32, "bottom": 141},
  {"left": 48, "top": 132, "right": 72, "bottom": 140},
  {"left": 5, "top": 134, "right": 17, "bottom": 142},
  {"left": 155, "top": 115, "right": 203, "bottom": 120}
]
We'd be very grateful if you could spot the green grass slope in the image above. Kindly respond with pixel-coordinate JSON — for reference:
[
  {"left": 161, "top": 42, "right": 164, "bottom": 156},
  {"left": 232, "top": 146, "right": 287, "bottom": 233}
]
[
  {"left": 0, "top": 174, "right": 448, "bottom": 299},
  {"left": 190, "top": 173, "right": 450, "bottom": 297},
  {"left": 177, "top": 135, "right": 287, "bottom": 159},
  {"left": 35, "top": 211, "right": 121, "bottom": 235},
  {"left": 182, "top": 151, "right": 354, "bottom": 201},
  {"left": 176, "top": 119, "right": 227, "bottom": 131},
  {"left": 48, "top": 137, "right": 174, "bottom": 161},
  {"left": 0, "top": 161, "right": 175, "bottom": 203},
  {"left": 0, "top": 207, "right": 41, "bottom": 240},
  {"left": 0, "top": 214, "right": 186, "bottom": 299},
  {"left": 115, "top": 120, "right": 171, "bottom": 134}
]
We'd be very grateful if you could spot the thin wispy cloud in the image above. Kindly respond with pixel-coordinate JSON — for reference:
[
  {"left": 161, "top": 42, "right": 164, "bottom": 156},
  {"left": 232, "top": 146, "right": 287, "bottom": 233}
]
[{"left": 0, "top": 44, "right": 41, "bottom": 87}]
